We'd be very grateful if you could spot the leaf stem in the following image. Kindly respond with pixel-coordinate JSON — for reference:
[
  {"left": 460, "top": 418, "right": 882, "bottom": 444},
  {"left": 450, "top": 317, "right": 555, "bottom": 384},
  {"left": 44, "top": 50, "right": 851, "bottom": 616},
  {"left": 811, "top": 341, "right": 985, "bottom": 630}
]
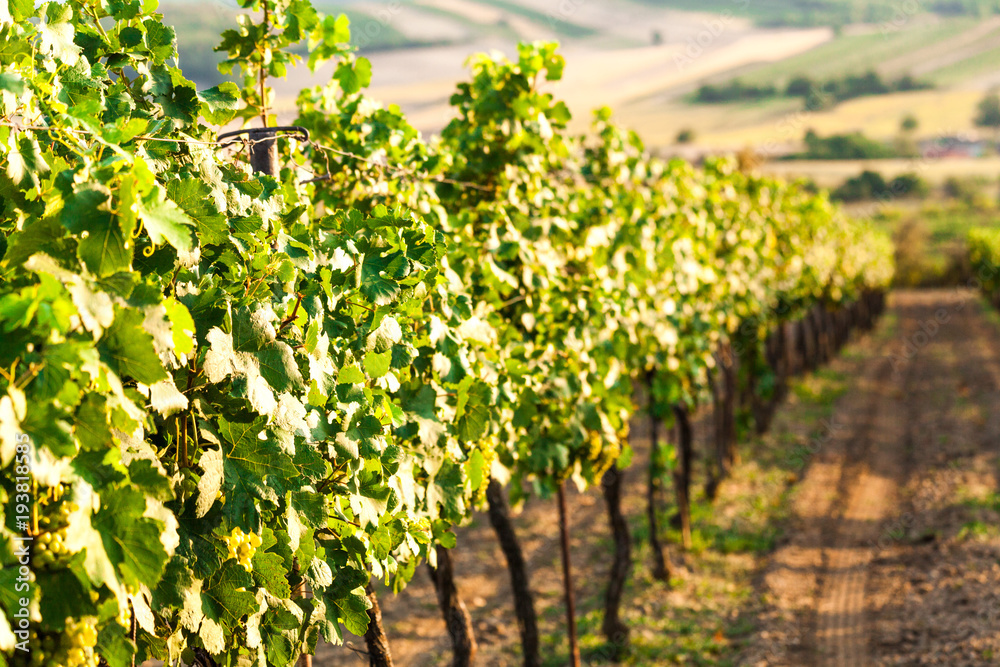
[
  {"left": 180, "top": 413, "right": 188, "bottom": 468},
  {"left": 14, "top": 362, "right": 44, "bottom": 390},
  {"left": 278, "top": 293, "right": 304, "bottom": 332},
  {"left": 85, "top": 4, "right": 111, "bottom": 43},
  {"left": 343, "top": 299, "right": 375, "bottom": 313},
  {"left": 189, "top": 410, "right": 200, "bottom": 464}
]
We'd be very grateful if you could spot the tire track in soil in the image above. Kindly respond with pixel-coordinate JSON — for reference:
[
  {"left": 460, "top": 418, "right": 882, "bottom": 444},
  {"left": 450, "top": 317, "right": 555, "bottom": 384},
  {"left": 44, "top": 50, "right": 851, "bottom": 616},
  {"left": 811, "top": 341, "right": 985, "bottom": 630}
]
[
  {"left": 813, "top": 296, "right": 923, "bottom": 667},
  {"left": 754, "top": 300, "right": 908, "bottom": 666},
  {"left": 758, "top": 289, "right": 1000, "bottom": 667},
  {"left": 866, "top": 293, "right": 1000, "bottom": 665}
]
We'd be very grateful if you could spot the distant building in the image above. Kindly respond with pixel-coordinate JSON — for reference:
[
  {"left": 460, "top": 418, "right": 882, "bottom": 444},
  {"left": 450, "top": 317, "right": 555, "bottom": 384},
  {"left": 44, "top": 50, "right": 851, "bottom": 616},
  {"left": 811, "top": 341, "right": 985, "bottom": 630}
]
[{"left": 918, "top": 135, "right": 990, "bottom": 158}]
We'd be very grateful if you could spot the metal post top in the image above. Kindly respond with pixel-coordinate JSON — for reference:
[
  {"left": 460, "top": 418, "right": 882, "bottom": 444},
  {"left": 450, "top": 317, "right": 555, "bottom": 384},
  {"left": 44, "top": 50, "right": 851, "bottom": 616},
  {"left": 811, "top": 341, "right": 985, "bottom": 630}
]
[{"left": 217, "top": 125, "right": 309, "bottom": 145}]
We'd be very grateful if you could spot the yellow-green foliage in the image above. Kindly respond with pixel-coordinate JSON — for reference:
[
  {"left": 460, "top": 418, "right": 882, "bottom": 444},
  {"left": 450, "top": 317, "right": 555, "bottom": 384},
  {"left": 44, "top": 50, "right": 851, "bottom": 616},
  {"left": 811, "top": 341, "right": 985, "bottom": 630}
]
[{"left": 969, "top": 228, "right": 1000, "bottom": 297}]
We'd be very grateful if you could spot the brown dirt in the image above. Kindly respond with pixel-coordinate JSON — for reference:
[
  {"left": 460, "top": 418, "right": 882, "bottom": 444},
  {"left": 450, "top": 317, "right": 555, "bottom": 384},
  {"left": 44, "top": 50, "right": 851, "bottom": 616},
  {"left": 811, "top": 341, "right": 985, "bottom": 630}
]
[{"left": 745, "top": 289, "right": 1000, "bottom": 666}]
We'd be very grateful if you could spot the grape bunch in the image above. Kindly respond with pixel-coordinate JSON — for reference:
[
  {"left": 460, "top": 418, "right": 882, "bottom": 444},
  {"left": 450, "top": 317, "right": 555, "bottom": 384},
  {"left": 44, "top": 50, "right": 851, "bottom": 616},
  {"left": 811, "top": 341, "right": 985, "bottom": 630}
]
[
  {"left": 472, "top": 437, "right": 497, "bottom": 505},
  {"left": 590, "top": 434, "right": 622, "bottom": 480},
  {"left": 32, "top": 486, "right": 77, "bottom": 570},
  {"left": 223, "top": 527, "right": 262, "bottom": 571},
  {"left": 28, "top": 618, "right": 98, "bottom": 667}
]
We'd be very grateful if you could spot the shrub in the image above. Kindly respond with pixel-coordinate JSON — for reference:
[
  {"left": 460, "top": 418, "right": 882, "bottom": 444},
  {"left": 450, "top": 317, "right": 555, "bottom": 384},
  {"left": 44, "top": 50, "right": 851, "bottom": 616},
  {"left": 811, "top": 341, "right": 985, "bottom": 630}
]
[
  {"left": 832, "top": 170, "right": 889, "bottom": 202},
  {"left": 801, "top": 131, "right": 899, "bottom": 160}
]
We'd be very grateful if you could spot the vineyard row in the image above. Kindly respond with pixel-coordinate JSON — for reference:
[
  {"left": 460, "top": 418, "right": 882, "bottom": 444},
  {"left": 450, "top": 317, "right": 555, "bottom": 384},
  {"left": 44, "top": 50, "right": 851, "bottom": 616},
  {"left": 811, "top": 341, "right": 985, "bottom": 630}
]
[{"left": 0, "top": 0, "right": 896, "bottom": 665}]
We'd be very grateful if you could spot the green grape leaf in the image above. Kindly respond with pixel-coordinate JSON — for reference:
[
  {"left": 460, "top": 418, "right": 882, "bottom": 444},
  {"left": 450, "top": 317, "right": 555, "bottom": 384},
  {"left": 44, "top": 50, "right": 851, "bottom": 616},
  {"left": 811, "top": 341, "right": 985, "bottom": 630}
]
[
  {"left": 5, "top": 135, "right": 47, "bottom": 188},
  {"left": 151, "top": 557, "right": 195, "bottom": 611},
  {"left": 349, "top": 487, "right": 389, "bottom": 530},
  {"left": 251, "top": 550, "right": 291, "bottom": 598},
  {"left": 369, "top": 528, "right": 391, "bottom": 560},
  {"left": 363, "top": 349, "right": 391, "bottom": 378},
  {"left": 337, "top": 364, "right": 365, "bottom": 385},
  {"left": 96, "top": 621, "right": 135, "bottom": 667},
  {"left": 145, "top": 21, "right": 176, "bottom": 62},
  {"left": 99, "top": 307, "right": 168, "bottom": 385},
  {"left": 219, "top": 416, "right": 297, "bottom": 527},
  {"left": 197, "top": 82, "right": 241, "bottom": 125},
  {"left": 290, "top": 490, "right": 326, "bottom": 527},
  {"left": 38, "top": 3, "right": 81, "bottom": 65},
  {"left": 265, "top": 633, "right": 295, "bottom": 666},
  {"left": 61, "top": 187, "right": 133, "bottom": 277},
  {"left": 36, "top": 568, "right": 93, "bottom": 632},
  {"left": 92, "top": 488, "right": 170, "bottom": 589},
  {"left": 196, "top": 448, "right": 224, "bottom": 518},
  {"left": 128, "top": 459, "right": 174, "bottom": 501},
  {"left": 166, "top": 178, "right": 228, "bottom": 245},
  {"left": 455, "top": 378, "right": 491, "bottom": 442},
  {"left": 163, "top": 297, "right": 196, "bottom": 355},
  {"left": 332, "top": 586, "right": 372, "bottom": 637},
  {"left": 199, "top": 617, "right": 226, "bottom": 653},
  {"left": 108, "top": 0, "right": 141, "bottom": 20},
  {"left": 139, "top": 189, "right": 194, "bottom": 252},
  {"left": 466, "top": 448, "right": 486, "bottom": 491},
  {"left": 202, "top": 560, "right": 257, "bottom": 631},
  {"left": 334, "top": 57, "right": 372, "bottom": 96},
  {"left": 256, "top": 341, "right": 305, "bottom": 392},
  {"left": 7, "top": 0, "right": 33, "bottom": 22}
]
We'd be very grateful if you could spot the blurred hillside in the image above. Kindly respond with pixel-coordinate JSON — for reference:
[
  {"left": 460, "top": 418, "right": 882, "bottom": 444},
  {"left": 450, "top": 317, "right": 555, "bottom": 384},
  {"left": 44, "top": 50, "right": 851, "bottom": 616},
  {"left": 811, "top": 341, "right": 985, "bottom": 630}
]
[{"left": 162, "top": 0, "right": 1000, "bottom": 164}]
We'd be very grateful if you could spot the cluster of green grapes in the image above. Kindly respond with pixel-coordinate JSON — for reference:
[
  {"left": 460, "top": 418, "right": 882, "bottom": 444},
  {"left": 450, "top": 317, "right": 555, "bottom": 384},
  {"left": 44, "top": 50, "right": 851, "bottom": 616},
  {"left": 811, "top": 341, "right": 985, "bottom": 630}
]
[
  {"left": 33, "top": 486, "right": 77, "bottom": 570},
  {"left": 28, "top": 618, "right": 98, "bottom": 667},
  {"left": 587, "top": 427, "right": 626, "bottom": 481},
  {"left": 472, "top": 437, "right": 497, "bottom": 505},
  {"left": 223, "top": 527, "right": 262, "bottom": 571}
]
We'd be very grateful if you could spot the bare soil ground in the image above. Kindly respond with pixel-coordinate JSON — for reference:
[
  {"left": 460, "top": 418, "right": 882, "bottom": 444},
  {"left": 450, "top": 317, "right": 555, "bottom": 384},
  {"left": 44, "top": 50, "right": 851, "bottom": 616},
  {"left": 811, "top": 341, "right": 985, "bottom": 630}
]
[
  {"left": 743, "top": 290, "right": 1000, "bottom": 666},
  {"left": 312, "top": 289, "right": 1000, "bottom": 666}
]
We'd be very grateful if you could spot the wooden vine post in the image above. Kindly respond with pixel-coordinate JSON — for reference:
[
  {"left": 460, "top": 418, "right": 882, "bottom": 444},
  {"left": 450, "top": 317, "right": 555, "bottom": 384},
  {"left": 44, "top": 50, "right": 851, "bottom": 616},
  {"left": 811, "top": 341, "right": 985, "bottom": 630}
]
[
  {"left": 557, "top": 482, "right": 581, "bottom": 667},
  {"left": 485, "top": 478, "right": 541, "bottom": 667},
  {"left": 227, "top": 122, "right": 320, "bottom": 667},
  {"left": 672, "top": 405, "right": 694, "bottom": 552},
  {"left": 427, "top": 545, "right": 478, "bottom": 667},
  {"left": 718, "top": 343, "right": 739, "bottom": 476},
  {"left": 364, "top": 584, "right": 395, "bottom": 667},
  {"left": 601, "top": 464, "right": 631, "bottom": 659},
  {"left": 646, "top": 385, "right": 670, "bottom": 580}
]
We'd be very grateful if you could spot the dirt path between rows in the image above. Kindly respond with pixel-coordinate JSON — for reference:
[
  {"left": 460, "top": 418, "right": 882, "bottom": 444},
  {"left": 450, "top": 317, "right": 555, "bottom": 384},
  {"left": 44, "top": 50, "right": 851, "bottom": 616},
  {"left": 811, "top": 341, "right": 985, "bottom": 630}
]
[{"left": 747, "top": 289, "right": 1000, "bottom": 666}]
